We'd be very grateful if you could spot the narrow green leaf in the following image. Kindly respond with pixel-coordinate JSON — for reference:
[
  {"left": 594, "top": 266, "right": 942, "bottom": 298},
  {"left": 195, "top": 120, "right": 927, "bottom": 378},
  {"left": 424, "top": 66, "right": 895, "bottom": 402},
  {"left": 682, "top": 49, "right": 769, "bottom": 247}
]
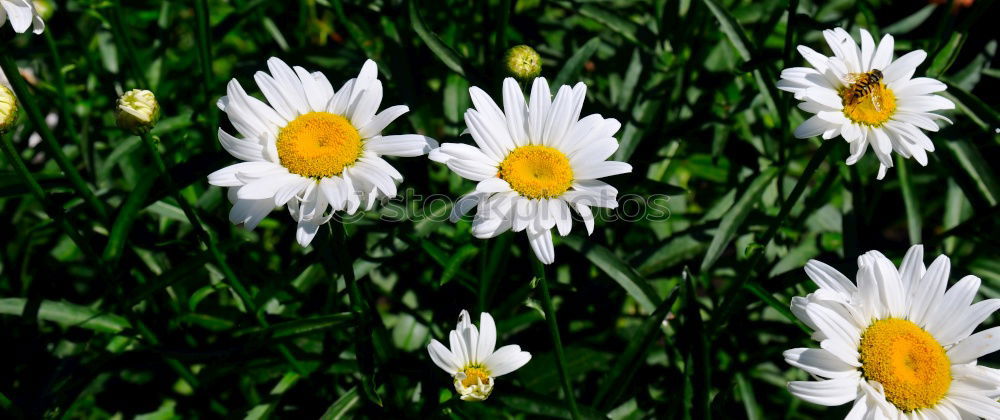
[
  {"left": 735, "top": 373, "right": 763, "bottom": 420},
  {"left": 562, "top": 235, "right": 661, "bottom": 312},
  {"left": 700, "top": 167, "right": 779, "bottom": 272},
  {"left": 941, "top": 82, "right": 1000, "bottom": 130},
  {"left": 896, "top": 156, "right": 921, "bottom": 244},
  {"left": 577, "top": 4, "right": 641, "bottom": 44},
  {"left": 441, "top": 244, "right": 479, "bottom": 286},
  {"left": 594, "top": 287, "right": 679, "bottom": 409},
  {"left": 235, "top": 313, "right": 354, "bottom": 339},
  {"left": 320, "top": 387, "right": 359, "bottom": 419},
  {"left": 743, "top": 283, "right": 808, "bottom": 333},
  {"left": 552, "top": 36, "right": 602, "bottom": 88},
  {"left": 941, "top": 138, "right": 1000, "bottom": 207},
  {"left": 102, "top": 173, "right": 157, "bottom": 265},
  {"left": 701, "top": 0, "right": 753, "bottom": 61},
  {"left": 928, "top": 33, "right": 965, "bottom": 77},
  {"left": 409, "top": 0, "right": 468, "bottom": 77},
  {"left": 0, "top": 298, "right": 130, "bottom": 333}
]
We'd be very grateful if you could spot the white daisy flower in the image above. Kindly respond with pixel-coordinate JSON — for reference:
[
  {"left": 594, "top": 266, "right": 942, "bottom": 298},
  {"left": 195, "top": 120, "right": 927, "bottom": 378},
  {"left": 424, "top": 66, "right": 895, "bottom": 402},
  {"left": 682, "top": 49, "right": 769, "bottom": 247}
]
[
  {"left": 778, "top": 27, "right": 955, "bottom": 180},
  {"left": 208, "top": 58, "right": 437, "bottom": 246},
  {"left": 429, "top": 77, "right": 631, "bottom": 264},
  {"left": 1, "top": 0, "right": 45, "bottom": 34},
  {"left": 427, "top": 310, "right": 531, "bottom": 401},
  {"left": 785, "top": 245, "right": 1000, "bottom": 418}
]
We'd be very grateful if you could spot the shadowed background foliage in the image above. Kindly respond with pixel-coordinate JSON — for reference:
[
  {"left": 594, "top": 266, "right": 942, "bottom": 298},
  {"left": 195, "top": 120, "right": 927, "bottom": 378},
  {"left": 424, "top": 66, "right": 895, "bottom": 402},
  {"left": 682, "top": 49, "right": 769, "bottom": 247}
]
[{"left": 1, "top": 0, "right": 998, "bottom": 418}]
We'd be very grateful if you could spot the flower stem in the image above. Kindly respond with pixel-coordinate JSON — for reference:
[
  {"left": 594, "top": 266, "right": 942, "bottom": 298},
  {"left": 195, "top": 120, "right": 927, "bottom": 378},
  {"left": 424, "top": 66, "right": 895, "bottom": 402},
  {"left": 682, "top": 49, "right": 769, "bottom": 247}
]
[
  {"left": 137, "top": 132, "right": 306, "bottom": 375},
  {"left": 0, "top": 53, "right": 108, "bottom": 223},
  {"left": 532, "top": 257, "right": 581, "bottom": 420},
  {"left": 478, "top": 238, "right": 490, "bottom": 314},
  {"left": 108, "top": 0, "right": 150, "bottom": 87},
  {"left": 43, "top": 30, "right": 90, "bottom": 176},
  {"left": 711, "top": 139, "right": 836, "bottom": 330},
  {"left": 193, "top": 0, "right": 219, "bottom": 150},
  {"left": 0, "top": 132, "right": 102, "bottom": 267},
  {"left": 327, "top": 221, "right": 382, "bottom": 406}
]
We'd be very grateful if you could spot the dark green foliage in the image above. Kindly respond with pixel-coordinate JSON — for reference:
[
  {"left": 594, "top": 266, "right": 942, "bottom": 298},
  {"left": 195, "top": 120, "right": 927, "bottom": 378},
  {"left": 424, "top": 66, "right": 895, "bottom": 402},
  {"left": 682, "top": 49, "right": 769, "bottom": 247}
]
[{"left": 1, "top": 0, "right": 997, "bottom": 418}]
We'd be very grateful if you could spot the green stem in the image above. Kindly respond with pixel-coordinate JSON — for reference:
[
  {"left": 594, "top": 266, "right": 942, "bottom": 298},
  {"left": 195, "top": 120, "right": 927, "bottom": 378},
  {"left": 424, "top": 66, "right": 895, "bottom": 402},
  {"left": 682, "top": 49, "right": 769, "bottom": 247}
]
[
  {"left": 478, "top": 238, "right": 490, "bottom": 314},
  {"left": 134, "top": 319, "right": 200, "bottom": 388},
  {"left": 137, "top": 132, "right": 305, "bottom": 375},
  {"left": 896, "top": 155, "right": 921, "bottom": 244},
  {"left": 43, "top": 31, "right": 90, "bottom": 176},
  {"left": 712, "top": 140, "right": 835, "bottom": 331},
  {"left": 532, "top": 258, "right": 580, "bottom": 420},
  {"left": 0, "top": 132, "right": 101, "bottom": 266},
  {"left": 193, "top": 0, "right": 219, "bottom": 149},
  {"left": 329, "top": 222, "right": 382, "bottom": 406},
  {"left": 0, "top": 53, "right": 108, "bottom": 222},
  {"left": 109, "top": 0, "right": 150, "bottom": 87}
]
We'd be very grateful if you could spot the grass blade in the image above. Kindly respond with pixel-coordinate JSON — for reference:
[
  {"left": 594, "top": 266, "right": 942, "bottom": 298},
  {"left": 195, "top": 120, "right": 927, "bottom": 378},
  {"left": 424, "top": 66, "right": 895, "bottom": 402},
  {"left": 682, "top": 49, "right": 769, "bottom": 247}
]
[
  {"left": 0, "top": 298, "right": 130, "bottom": 333},
  {"left": 552, "top": 36, "right": 601, "bottom": 88},
  {"left": 562, "top": 235, "right": 661, "bottom": 312},
  {"left": 700, "top": 167, "right": 778, "bottom": 272},
  {"left": 594, "top": 286, "right": 680, "bottom": 409}
]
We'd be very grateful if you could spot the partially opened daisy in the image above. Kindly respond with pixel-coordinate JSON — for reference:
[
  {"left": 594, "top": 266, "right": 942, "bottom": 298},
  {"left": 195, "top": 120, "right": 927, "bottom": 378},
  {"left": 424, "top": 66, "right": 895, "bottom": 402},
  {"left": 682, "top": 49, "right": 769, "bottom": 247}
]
[
  {"left": 429, "top": 77, "right": 631, "bottom": 264},
  {"left": 1, "top": 0, "right": 45, "bottom": 34},
  {"left": 427, "top": 310, "right": 531, "bottom": 401},
  {"left": 785, "top": 245, "right": 1000, "bottom": 418},
  {"left": 208, "top": 58, "right": 437, "bottom": 246},
  {"left": 778, "top": 28, "right": 954, "bottom": 179}
]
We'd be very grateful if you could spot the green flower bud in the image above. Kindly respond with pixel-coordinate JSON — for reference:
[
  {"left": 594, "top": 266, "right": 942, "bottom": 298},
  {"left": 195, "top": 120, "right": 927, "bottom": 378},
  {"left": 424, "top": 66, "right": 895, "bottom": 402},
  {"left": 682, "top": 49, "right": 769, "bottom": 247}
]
[
  {"left": 116, "top": 89, "right": 159, "bottom": 135},
  {"left": 33, "top": 0, "right": 55, "bottom": 21},
  {"left": 0, "top": 84, "right": 18, "bottom": 133},
  {"left": 504, "top": 45, "right": 542, "bottom": 81}
]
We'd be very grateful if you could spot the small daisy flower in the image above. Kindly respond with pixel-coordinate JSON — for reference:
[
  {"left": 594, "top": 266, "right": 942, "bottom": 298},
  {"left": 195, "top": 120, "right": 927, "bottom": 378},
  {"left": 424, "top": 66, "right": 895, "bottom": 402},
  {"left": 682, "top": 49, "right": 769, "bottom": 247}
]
[
  {"left": 208, "top": 58, "right": 437, "bottom": 246},
  {"left": 427, "top": 310, "right": 531, "bottom": 401},
  {"left": 778, "top": 28, "right": 955, "bottom": 180},
  {"left": 785, "top": 245, "right": 1000, "bottom": 418},
  {"left": 429, "top": 77, "right": 631, "bottom": 264},
  {"left": 1, "top": 0, "right": 45, "bottom": 34}
]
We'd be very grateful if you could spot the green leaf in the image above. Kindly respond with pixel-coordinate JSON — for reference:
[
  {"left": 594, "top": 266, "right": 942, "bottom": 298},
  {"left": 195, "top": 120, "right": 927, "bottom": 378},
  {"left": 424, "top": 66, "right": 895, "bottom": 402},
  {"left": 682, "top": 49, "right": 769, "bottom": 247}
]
[
  {"left": 735, "top": 373, "right": 763, "bottom": 420},
  {"left": 941, "top": 138, "right": 1000, "bottom": 208},
  {"left": 409, "top": 0, "right": 470, "bottom": 77},
  {"left": 941, "top": 82, "right": 1000, "bottom": 130},
  {"left": 440, "top": 244, "right": 479, "bottom": 286},
  {"left": 562, "top": 235, "right": 661, "bottom": 312},
  {"left": 320, "top": 387, "right": 360, "bottom": 420},
  {"left": 552, "top": 36, "right": 602, "bottom": 88},
  {"left": 594, "top": 286, "right": 680, "bottom": 409},
  {"left": 102, "top": 173, "right": 157, "bottom": 265},
  {"left": 700, "top": 167, "right": 779, "bottom": 272},
  {"left": 701, "top": 0, "right": 753, "bottom": 62},
  {"left": 0, "top": 298, "right": 131, "bottom": 333},
  {"left": 235, "top": 313, "right": 354, "bottom": 339}
]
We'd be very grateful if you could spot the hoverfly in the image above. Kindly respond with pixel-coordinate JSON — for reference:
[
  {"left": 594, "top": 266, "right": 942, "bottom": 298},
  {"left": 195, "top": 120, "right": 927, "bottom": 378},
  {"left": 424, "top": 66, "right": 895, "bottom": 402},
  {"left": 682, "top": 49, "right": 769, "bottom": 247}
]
[{"left": 841, "top": 69, "right": 884, "bottom": 113}]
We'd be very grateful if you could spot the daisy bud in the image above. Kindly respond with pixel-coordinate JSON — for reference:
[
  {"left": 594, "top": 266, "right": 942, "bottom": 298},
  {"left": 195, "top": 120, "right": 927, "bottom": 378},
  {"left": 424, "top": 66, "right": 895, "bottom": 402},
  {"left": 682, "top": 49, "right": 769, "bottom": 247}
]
[
  {"left": 116, "top": 89, "right": 159, "bottom": 135},
  {"left": 504, "top": 45, "right": 542, "bottom": 81},
  {"left": 0, "top": 84, "right": 18, "bottom": 133}
]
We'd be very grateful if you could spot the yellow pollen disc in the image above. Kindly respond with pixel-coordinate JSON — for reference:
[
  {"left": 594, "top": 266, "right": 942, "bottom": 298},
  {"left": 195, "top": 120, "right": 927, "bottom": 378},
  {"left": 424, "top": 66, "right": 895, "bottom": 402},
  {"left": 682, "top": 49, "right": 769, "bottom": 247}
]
[
  {"left": 840, "top": 83, "right": 896, "bottom": 126},
  {"left": 498, "top": 145, "right": 573, "bottom": 199},
  {"left": 276, "top": 112, "right": 363, "bottom": 178},
  {"left": 859, "top": 318, "right": 951, "bottom": 412},
  {"left": 460, "top": 366, "right": 491, "bottom": 388}
]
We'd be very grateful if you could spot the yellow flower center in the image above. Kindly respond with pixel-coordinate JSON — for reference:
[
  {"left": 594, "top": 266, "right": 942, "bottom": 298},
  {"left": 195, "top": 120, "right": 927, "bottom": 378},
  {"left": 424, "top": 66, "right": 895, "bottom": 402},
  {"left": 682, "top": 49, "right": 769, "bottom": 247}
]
[
  {"left": 498, "top": 145, "right": 573, "bottom": 199},
  {"left": 859, "top": 318, "right": 951, "bottom": 412},
  {"left": 840, "top": 82, "right": 896, "bottom": 126},
  {"left": 460, "top": 366, "right": 491, "bottom": 388},
  {"left": 276, "top": 112, "right": 363, "bottom": 178}
]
